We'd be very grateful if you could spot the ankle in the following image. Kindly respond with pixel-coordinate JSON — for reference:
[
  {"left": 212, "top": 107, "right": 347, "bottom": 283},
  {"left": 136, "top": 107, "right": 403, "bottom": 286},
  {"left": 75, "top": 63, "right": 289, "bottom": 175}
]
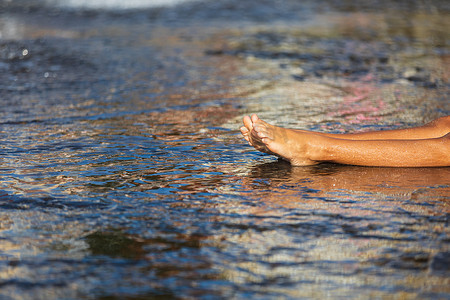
[{"left": 306, "top": 134, "right": 331, "bottom": 162}]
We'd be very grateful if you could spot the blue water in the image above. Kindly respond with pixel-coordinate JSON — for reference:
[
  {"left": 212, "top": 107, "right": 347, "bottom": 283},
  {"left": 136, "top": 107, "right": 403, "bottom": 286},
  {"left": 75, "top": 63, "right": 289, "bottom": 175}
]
[{"left": 0, "top": 0, "right": 449, "bottom": 299}]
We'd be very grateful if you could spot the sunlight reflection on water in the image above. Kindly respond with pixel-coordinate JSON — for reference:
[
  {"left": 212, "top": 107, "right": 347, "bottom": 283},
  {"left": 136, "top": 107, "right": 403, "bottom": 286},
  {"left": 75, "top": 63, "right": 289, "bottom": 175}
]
[
  {"left": 0, "top": 0, "right": 449, "bottom": 299},
  {"left": 47, "top": 0, "right": 197, "bottom": 9}
]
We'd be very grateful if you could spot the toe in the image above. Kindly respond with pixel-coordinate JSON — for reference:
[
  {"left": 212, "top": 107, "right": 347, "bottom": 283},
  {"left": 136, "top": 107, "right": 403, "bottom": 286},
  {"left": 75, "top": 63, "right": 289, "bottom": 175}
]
[
  {"left": 240, "top": 128, "right": 250, "bottom": 142},
  {"left": 250, "top": 130, "right": 260, "bottom": 141},
  {"left": 251, "top": 114, "right": 259, "bottom": 123},
  {"left": 243, "top": 115, "right": 253, "bottom": 131},
  {"left": 253, "top": 123, "right": 262, "bottom": 133},
  {"left": 255, "top": 125, "right": 273, "bottom": 140}
]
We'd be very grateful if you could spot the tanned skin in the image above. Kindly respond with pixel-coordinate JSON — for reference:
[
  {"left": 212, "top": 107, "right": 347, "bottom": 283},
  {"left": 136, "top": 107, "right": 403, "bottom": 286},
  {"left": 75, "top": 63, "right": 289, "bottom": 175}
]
[{"left": 240, "top": 115, "right": 450, "bottom": 167}]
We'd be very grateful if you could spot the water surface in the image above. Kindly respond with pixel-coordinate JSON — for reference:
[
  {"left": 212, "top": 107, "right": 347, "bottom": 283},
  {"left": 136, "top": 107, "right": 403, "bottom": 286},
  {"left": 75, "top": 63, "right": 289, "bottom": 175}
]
[{"left": 0, "top": 0, "right": 449, "bottom": 299}]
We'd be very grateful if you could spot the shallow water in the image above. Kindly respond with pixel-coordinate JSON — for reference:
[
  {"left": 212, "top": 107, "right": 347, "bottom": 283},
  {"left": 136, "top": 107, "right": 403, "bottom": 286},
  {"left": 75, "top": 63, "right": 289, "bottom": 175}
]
[{"left": 0, "top": 0, "right": 449, "bottom": 299}]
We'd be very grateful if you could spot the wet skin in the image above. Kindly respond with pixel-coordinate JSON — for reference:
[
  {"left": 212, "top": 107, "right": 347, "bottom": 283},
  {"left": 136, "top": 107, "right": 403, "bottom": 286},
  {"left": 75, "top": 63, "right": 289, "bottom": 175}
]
[{"left": 241, "top": 114, "right": 450, "bottom": 167}]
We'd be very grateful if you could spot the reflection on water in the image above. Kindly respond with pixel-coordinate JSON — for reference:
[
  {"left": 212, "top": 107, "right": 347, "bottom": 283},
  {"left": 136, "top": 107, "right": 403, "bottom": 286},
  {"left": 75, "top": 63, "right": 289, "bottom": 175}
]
[
  {"left": 48, "top": 0, "right": 196, "bottom": 9},
  {"left": 0, "top": 0, "right": 449, "bottom": 299}
]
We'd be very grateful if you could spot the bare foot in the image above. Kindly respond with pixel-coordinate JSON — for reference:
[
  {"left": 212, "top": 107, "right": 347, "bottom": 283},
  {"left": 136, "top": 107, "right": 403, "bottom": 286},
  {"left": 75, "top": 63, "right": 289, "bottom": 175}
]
[
  {"left": 241, "top": 114, "right": 278, "bottom": 156},
  {"left": 239, "top": 115, "right": 253, "bottom": 143},
  {"left": 243, "top": 114, "right": 319, "bottom": 166}
]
